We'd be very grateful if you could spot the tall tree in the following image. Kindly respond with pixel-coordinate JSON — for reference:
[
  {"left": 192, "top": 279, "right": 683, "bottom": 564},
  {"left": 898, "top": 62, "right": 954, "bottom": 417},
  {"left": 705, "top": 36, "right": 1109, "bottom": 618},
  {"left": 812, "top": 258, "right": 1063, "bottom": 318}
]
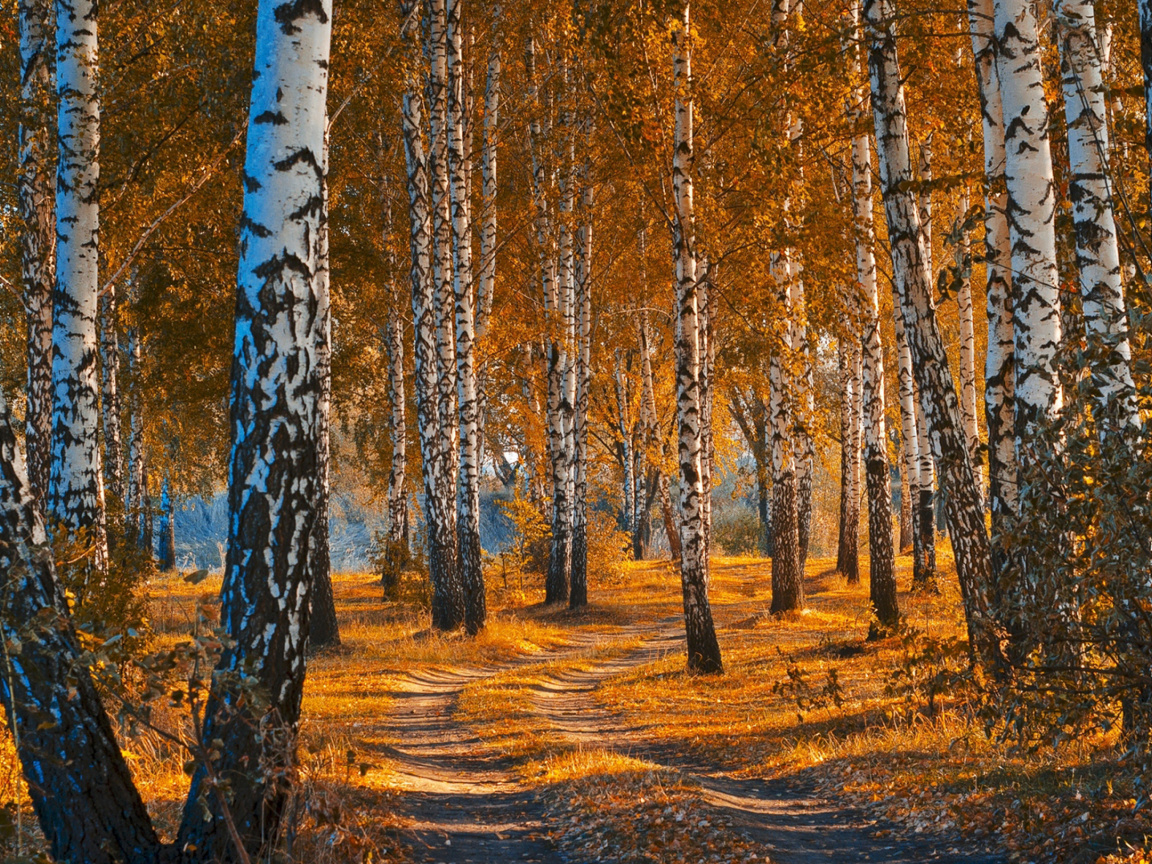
[
  {"left": 966, "top": 0, "right": 1015, "bottom": 568},
  {"left": 993, "top": 0, "right": 1063, "bottom": 454},
  {"left": 570, "top": 117, "right": 594, "bottom": 609},
  {"left": 177, "top": 0, "right": 332, "bottom": 854},
  {"left": 848, "top": 3, "right": 898, "bottom": 630},
  {"left": 19, "top": 0, "right": 56, "bottom": 517},
  {"left": 50, "top": 0, "right": 107, "bottom": 569},
  {"left": 403, "top": 0, "right": 462, "bottom": 630},
  {"left": 428, "top": 0, "right": 464, "bottom": 626},
  {"left": 671, "top": 0, "right": 722, "bottom": 674},
  {"left": 0, "top": 384, "right": 160, "bottom": 864},
  {"left": 835, "top": 339, "right": 862, "bottom": 583},
  {"left": 307, "top": 120, "right": 340, "bottom": 650},
  {"left": 100, "top": 286, "right": 124, "bottom": 509},
  {"left": 446, "top": 0, "right": 486, "bottom": 633},
  {"left": 864, "top": 0, "right": 996, "bottom": 659},
  {"left": 1054, "top": 0, "right": 1137, "bottom": 429}
]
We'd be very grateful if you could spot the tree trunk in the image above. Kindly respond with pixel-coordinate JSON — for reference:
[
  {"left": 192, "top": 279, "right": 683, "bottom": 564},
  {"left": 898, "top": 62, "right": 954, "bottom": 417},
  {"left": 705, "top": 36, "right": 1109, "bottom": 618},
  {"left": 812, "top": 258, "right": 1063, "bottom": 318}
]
[
  {"left": 126, "top": 328, "right": 146, "bottom": 545},
  {"left": 50, "top": 0, "right": 107, "bottom": 571},
  {"left": 671, "top": 2, "right": 722, "bottom": 674},
  {"left": 570, "top": 122, "right": 593, "bottom": 610},
  {"left": 993, "top": 0, "right": 1063, "bottom": 448},
  {"left": 769, "top": 258, "right": 804, "bottom": 614},
  {"left": 157, "top": 476, "right": 175, "bottom": 572},
  {"left": 427, "top": 0, "right": 464, "bottom": 629},
  {"left": 308, "top": 123, "right": 340, "bottom": 650},
  {"left": 846, "top": 22, "right": 898, "bottom": 628},
  {"left": 864, "top": 0, "right": 997, "bottom": 661},
  {"left": 967, "top": 0, "right": 1016, "bottom": 563},
  {"left": 793, "top": 283, "right": 814, "bottom": 568},
  {"left": 19, "top": 0, "right": 56, "bottom": 520},
  {"left": 1054, "top": 0, "right": 1137, "bottom": 430},
  {"left": 894, "top": 310, "right": 920, "bottom": 559},
  {"left": 446, "top": 0, "right": 485, "bottom": 634},
  {"left": 835, "top": 339, "right": 861, "bottom": 583},
  {"left": 955, "top": 190, "right": 983, "bottom": 503},
  {"left": 100, "top": 284, "right": 124, "bottom": 513},
  {"left": 699, "top": 260, "right": 716, "bottom": 561},
  {"left": 176, "top": 1, "right": 332, "bottom": 857},
  {"left": 0, "top": 385, "right": 161, "bottom": 864},
  {"left": 913, "top": 382, "right": 937, "bottom": 587},
  {"left": 613, "top": 349, "right": 636, "bottom": 536},
  {"left": 383, "top": 180, "right": 409, "bottom": 560}
]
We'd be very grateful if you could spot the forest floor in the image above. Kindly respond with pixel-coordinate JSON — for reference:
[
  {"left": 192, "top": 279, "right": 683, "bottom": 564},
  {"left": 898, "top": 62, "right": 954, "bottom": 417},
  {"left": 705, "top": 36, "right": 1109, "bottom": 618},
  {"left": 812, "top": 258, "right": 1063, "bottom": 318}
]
[{"left": 0, "top": 548, "right": 1149, "bottom": 863}]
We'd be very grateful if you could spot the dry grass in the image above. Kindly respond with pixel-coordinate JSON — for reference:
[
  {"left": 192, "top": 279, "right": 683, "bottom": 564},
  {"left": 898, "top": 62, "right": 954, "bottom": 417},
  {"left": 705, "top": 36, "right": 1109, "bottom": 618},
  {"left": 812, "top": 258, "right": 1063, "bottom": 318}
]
[{"left": 1, "top": 551, "right": 1150, "bottom": 863}]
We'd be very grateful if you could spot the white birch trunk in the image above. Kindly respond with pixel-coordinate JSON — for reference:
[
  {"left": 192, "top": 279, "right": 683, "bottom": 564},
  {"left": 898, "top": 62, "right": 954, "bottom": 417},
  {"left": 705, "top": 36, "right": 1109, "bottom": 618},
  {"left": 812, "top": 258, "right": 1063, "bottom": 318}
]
[
  {"left": 956, "top": 191, "right": 982, "bottom": 503},
  {"left": 570, "top": 123, "right": 593, "bottom": 609},
  {"left": 177, "top": 0, "right": 332, "bottom": 855},
  {"left": 383, "top": 180, "right": 408, "bottom": 552},
  {"left": 19, "top": 0, "right": 56, "bottom": 516},
  {"left": 994, "top": 0, "right": 1063, "bottom": 445},
  {"left": 847, "top": 11, "right": 898, "bottom": 625},
  {"left": 793, "top": 283, "right": 814, "bottom": 568},
  {"left": 99, "top": 285, "right": 124, "bottom": 508},
  {"left": 426, "top": 0, "right": 464, "bottom": 628},
  {"left": 967, "top": 0, "right": 1017, "bottom": 542},
  {"left": 865, "top": 0, "right": 997, "bottom": 659},
  {"left": 50, "top": 0, "right": 107, "bottom": 569},
  {"left": 614, "top": 349, "right": 635, "bottom": 536},
  {"left": 671, "top": 2, "right": 722, "bottom": 674},
  {"left": 446, "top": 0, "right": 485, "bottom": 633},
  {"left": 1054, "top": 0, "right": 1137, "bottom": 428},
  {"left": 835, "top": 339, "right": 861, "bottom": 583},
  {"left": 894, "top": 312, "right": 920, "bottom": 556},
  {"left": 126, "top": 328, "right": 145, "bottom": 545},
  {"left": 402, "top": 6, "right": 459, "bottom": 631}
]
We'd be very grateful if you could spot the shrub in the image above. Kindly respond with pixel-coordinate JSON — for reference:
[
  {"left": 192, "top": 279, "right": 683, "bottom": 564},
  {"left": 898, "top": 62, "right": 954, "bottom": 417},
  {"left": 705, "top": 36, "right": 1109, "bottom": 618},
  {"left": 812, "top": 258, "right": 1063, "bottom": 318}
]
[{"left": 712, "top": 506, "right": 760, "bottom": 556}]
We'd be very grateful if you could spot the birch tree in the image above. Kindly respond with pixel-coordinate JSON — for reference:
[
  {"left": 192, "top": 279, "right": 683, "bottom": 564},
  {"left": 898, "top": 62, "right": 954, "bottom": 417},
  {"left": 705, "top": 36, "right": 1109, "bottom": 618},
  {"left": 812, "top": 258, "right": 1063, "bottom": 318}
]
[
  {"left": 848, "top": 3, "right": 898, "bottom": 628},
  {"left": 769, "top": 257, "right": 804, "bottom": 614},
  {"left": 954, "top": 194, "right": 981, "bottom": 492},
  {"left": 993, "top": 0, "right": 1063, "bottom": 447},
  {"left": 427, "top": 0, "right": 464, "bottom": 627},
  {"left": 382, "top": 174, "right": 409, "bottom": 560},
  {"left": 100, "top": 287, "right": 124, "bottom": 507},
  {"left": 864, "top": 0, "right": 996, "bottom": 657},
  {"left": 1054, "top": 0, "right": 1136, "bottom": 429},
  {"left": 967, "top": 0, "right": 1016, "bottom": 563},
  {"left": 402, "top": 2, "right": 461, "bottom": 631},
  {"left": 0, "top": 384, "right": 160, "bottom": 864},
  {"left": 50, "top": 0, "right": 107, "bottom": 569},
  {"left": 671, "top": 0, "right": 722, "bottom": 673},
  {"left": 19, "top": 0, "right": 56, "bottom": 516},
  {"left": 446, "top": 0, "right": 485, "bottom": 632},
  {"left": 570, "top": 117, "right": 593, "bottom": 609},
  {"left": 835, "top": 339, "right": 862, "bottom": 583},
  {"left": 177, "top": 0, "right": 333, "bottom": 854}
]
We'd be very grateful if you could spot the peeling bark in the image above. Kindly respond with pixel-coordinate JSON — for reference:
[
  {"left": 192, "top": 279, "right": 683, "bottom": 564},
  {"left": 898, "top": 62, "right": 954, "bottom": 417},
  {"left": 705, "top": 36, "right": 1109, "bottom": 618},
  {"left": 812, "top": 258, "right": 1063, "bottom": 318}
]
[
  {"left": 19, "top": 0, "right": 56, "bottom": 518},
  {"left": 177, "top": 1, "right": 332, "bottom": 856},
  {"left": 50, "top": 0, "right": 107, "bottom": 570},
  {"left": 865, "top": 0, "right": 997, "bottom": 660},
  {"left": 0, "top": 385, "right": 160, "bottom": 864},
  {"left": 671, "top": 1, "right": 722, "bottom": 674}
]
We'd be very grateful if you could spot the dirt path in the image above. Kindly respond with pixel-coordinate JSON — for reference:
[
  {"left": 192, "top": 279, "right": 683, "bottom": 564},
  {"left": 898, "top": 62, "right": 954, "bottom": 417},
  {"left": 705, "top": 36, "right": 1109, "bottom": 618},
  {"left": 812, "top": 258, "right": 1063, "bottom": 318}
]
[{"left": 385, "top": 622, "right": 1007, "bottom": 864}]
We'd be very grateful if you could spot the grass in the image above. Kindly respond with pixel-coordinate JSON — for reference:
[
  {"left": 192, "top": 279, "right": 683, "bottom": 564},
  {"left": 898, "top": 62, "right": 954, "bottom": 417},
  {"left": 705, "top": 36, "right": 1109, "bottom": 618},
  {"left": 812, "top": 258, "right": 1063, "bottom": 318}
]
[{"left": 0, "top": 548, "right": 1150, "bottom": 863}]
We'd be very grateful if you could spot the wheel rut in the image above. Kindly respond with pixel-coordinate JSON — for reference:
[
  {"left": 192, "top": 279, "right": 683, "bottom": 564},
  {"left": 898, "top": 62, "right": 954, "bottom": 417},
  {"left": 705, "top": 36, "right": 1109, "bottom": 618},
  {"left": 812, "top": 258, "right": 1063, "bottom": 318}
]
[
  {"left": 524, "top": 620, "right": 1007, "bottom": 864},
  {"left": 383, "top": 619, "right": 1006, "bottom": 864}
]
